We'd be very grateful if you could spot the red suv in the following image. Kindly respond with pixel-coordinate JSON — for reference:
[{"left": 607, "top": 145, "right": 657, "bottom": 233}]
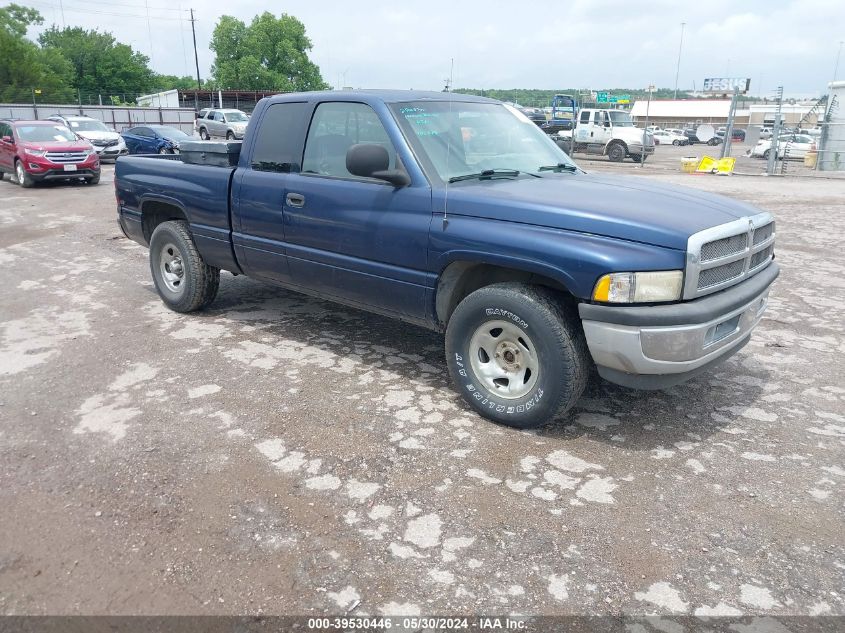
[{"left": 0, "top": 119, "right": 100, "bottom": 187}]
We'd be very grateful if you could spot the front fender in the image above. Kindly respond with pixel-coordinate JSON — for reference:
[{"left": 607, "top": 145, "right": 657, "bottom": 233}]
[{"left": 430, "top": 215, "right": 686, "bottom": 300}]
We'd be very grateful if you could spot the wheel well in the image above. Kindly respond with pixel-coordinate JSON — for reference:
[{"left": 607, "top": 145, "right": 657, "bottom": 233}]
[
  {"left": 141, "top": 200, "right": 188, "bottom": 243},
  {"left": 605, "top": 140, "right": 627, "bottom": 154},
  {"left": 435, "top": 262, "right": 572, "bottom": 326}
]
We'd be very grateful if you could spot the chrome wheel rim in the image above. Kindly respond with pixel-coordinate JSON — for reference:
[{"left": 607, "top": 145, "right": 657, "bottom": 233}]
[
  {"left": 159, "top": 242, "right": 185, "bottom": 294},
  {"left": 469, "top": 320, "right": 539, "bottom": 400}
]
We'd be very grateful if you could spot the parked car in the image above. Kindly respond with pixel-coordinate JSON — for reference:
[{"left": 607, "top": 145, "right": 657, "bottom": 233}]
[
  {"left": 194, "top": 108, "right": 250, "bottom": 140},
  {"left": 683, "top": 128, "right": 722, "bottom": 145},
  {"left": 750, "top": 134, "right": 816, "bottom": 160},
  {"left": 758, "top": 126, "right": 773, "bottom": 139},
  {"left": 115, "top": 90, "right": 778, "bottom": 429},
  {"left": 651, "top": 130, "right": 689, "bottom": 146},
  {"left": 715, "top": 128, "right": 747, "bottom": 142},
  {"left": 46, "top": 115, "right": 127, "bottom": 161},
  {"left": 665, "top": 128, "right": 686, "bottom": 136},
  {"left": 519, "top": 107, "right": 547, "bottom": 128},
  {"left": 0, "top": 119, "right": 100, "bottom": 187},
  {"left": 121, "top": 125, "right": 193, "bottom": 155}
]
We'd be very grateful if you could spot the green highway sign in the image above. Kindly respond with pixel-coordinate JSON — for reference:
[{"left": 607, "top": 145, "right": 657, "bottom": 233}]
[{"left": 595, "top": 93, "right": 630, "bottom": 104}]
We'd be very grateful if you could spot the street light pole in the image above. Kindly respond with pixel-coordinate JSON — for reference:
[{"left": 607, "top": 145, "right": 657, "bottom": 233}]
[
  {"left": 834, "top": 40, "right": 844, "bottom": 81},
  {"left": 674, "top": 22, "right": 686, "bottom": 100}
]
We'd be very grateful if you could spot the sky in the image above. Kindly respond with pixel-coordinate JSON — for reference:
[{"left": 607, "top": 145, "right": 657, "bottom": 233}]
[{"left": 11, "top": 0, "right": 845, "bottom": 97}]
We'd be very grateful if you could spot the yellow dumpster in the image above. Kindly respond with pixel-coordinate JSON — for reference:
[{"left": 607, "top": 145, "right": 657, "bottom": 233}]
[
  {"left": 681, "top": 157, "right": 697, "bottom": 173},
  {"left": 804, "top": 151, "right": 818, "bottom": 168}
]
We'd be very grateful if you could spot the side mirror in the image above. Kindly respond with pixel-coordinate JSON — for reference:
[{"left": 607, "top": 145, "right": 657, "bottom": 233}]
[
  {"left": 604, "top": 121, "right": 611, "bottom": 127},
  {"left": 346, "top": 143, "right": 410, "bottom": 187},
  {"left": 1, "top": 135, "right": 12, "bottom": 144}
]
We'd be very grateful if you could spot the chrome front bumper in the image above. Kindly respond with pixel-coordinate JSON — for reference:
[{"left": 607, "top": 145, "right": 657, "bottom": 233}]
[{"left": 578, "top": 262, "right": 779, "bottom": 389}]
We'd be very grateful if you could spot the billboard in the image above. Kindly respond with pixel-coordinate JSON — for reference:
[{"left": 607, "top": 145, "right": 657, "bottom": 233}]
[{"left": 702, "top": 78, "right": 751, "bottom": 93}]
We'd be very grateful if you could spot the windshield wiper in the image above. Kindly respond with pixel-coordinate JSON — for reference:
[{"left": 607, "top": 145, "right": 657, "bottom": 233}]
[
  {"left": 448, "top": 169, "right": 521, "bottom": 183},
  {"left": 538, "top": 163, "right": 578, "bottom": 173}
]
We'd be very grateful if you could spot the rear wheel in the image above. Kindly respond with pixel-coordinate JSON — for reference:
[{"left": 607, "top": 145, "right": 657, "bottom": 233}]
[
  {"left": 763, "top": 149, "right": 772, "bottom": 160},
  {"left": 445, "top": 283, "right": 589, "bottom": 429},
  {"left": 15, "top": 160, "right": 34, "bottom": 188},
  {"left": 606, "top": 142, "right": 626, "bottom": 162},
  {"left": 149, "top": 220, "right": 220, "bottom": 313},
  {"left": 631, "top": 153, "right": 646, "bottom": 163}
]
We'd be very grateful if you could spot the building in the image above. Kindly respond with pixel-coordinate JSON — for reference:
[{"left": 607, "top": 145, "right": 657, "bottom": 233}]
[{"left": 629, "top": 99, "right": 821, "bottom": 129}]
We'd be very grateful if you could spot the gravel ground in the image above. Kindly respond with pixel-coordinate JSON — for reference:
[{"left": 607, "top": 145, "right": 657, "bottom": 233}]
[{"left": 0, "top": 161, "right": 843, "bottom": 619}]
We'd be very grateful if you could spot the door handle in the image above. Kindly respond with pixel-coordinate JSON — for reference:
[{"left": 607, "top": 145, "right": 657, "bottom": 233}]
[{"left": 286, "top": 193, "right": 305, "bottom": 208}]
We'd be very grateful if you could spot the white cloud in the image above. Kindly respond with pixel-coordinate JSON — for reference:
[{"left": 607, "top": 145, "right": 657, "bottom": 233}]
[{"left": 22, "top": 0, "right": 844, "bottom": 95}]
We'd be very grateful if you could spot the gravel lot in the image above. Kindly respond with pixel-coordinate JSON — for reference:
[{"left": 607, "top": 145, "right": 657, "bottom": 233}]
[{"left": 0, "top": 160, "right": 843, "bottom": 619}]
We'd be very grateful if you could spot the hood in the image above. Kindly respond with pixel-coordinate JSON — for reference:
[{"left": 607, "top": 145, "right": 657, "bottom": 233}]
[
  {"left": 615, "top": 127, "right": 653, "bottom": 144},
  {"left": 76, "top": 130, "right": 120, "bottom": 142},
  {"left": 444, "top": 173, "right": 764, "bottom": 250},
  {"left": 23, "top": 140, "right": 92, "bottom": 153}
]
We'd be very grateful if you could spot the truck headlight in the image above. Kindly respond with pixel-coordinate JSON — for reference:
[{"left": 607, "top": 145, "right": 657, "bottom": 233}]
[{"left": 592, "top": 271, "right": 683, "bottom": 303}]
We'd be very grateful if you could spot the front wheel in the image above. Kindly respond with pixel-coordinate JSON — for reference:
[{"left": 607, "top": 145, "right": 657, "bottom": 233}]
[
  {"left": 149, "top": 220, "right": 220, "bottom": 313},
  {"left": 15, "top": 161, "right": 34, "bottom": 188},
  {"left": 199, "top": 128, "right": 209, "bottom": 140},
  {"left": 763, "top": 149, "right": 772, "bottom": 160},
  {"left": 86, "top": 172, "right": 100, "bottom": 185},
  {"left": 226, "top": 131, "right": 235, "bottom": 141},
  {"left": 606, "top": 142, "right": 626, "bottom": 162},
  {"left": 445, "top": 283, "right": 589, "bottom": 429},
  {"left": 672, "top": 140, "right": 681, "bottom": 146}
]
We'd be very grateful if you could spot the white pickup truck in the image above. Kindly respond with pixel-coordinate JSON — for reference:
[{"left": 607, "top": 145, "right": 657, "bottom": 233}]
[{"left": 555, "top": 109, "right": 655, "bottom": 163}]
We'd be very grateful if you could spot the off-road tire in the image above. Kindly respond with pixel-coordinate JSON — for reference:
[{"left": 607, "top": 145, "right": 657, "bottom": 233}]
[
  {"left": 606, "top": 142, "right": 626, "bottom": 162},
  {"left": 445, "top": 283, "right": 590, "bottom": 429},
  {"left": 149, "top": 220, "right": 219, "bottom": 313}
]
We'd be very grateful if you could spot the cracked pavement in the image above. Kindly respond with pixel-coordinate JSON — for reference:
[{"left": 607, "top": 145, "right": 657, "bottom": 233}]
[{"left": 0, "top": 165, "right": 843, "bottom": 617}]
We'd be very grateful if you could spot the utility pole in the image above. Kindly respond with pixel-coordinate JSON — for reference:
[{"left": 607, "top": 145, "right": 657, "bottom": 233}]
[
  {"left": 190, "top": 9, "right": 201, "bottom": 111},
  {"left": 766, "top": 86, "right": 784, "bottom": 176},
  {"left": 834, "top": 41, "right": 844, "bottom": 81},
  {"left": 673, "top": 22, "right": 686, "bottom": 100}
]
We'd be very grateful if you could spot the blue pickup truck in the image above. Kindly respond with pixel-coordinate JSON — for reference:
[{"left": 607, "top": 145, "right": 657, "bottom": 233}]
[{"left": 115, "top": 90, "right": 778, "bottom": 428}]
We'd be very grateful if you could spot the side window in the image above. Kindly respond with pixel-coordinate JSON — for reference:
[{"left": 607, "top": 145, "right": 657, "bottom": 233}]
[
  {"left": 0, "top": 123, "right": 10, "bottom": 138},
  {"left": 135, "top": 128, "right": 154, "bottom": 138},
  {"left": 579, "top": 110, "right": 590, "bottom": 124},
  {"left": 251, "top": 102, "right": 309, "bottom": 173},
  {"left": 594, "top": 112, "right": 606, "bottom": 126},
  {"left": 302, "top": 102, "right": 396, "bottom": 178}
]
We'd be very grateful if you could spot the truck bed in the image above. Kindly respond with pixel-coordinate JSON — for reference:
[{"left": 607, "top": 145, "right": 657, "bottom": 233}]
[{"left": 115, "top": 154, "right": 239, "bottom": 273}]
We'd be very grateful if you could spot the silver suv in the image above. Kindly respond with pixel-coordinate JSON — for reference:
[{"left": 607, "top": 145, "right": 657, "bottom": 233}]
[
  {"left": 46, "top": 115, "right": 127, "bottom": 161},
  {"left": 194, "top": 109, "right": 249, "bottom": 140}
]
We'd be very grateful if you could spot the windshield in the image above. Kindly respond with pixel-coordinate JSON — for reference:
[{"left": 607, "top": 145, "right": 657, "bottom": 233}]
[
  {"left": 17, "top": 125, "right": 76, "bottom": 142},
  {"left": 607, "top": 111, "right": 634, "bottom": 127},
  {"left": 224, "top": 112, "right": 249, "bottom": 122},
  {"left": 153, "top": 126, "right": 190, "bottom": 140},
  {"left": 68, "top": 119, "right": 109, "bottom": 132},
  {"left": 391, "top": 101, "right": 576, "bottom": 182}
]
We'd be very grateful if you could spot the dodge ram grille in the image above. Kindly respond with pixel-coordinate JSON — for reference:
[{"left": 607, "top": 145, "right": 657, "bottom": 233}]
[{"left": 684, "top": 213, "right": 775, "bottom": 300}]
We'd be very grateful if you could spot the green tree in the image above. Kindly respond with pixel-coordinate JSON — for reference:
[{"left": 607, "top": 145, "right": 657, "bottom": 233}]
[
  {"left": 0, "top": 4, "right": 74, "bottom": 102},
  {"left": 38, "top": 26, "right": 156, "bottom": 96},
  {"left": 152, "top": 74, "right": 206, "bottom": 91},
  {"left": 210, "top": 12, "right": 328, "bottom": 91}
]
